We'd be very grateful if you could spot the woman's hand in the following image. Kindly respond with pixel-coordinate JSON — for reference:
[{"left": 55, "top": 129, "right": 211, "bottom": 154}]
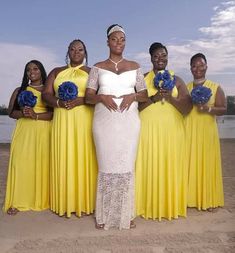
[
  {"left": 196, "top": 104, "right": 210, "bottom": 113},
  {"left": 159, "top": 88, "right": 172, "bottom": 101},
  {"left": 119, "top": 94, "right": 136, "bottom": 112},
  {"left": 59, "top": 97, "right": 84, "bottom": 110},
  {"left": 100, "top": 94, "right": 118, "bottom": 111},
  {"left": 22, "top": 106, "right": 37, "bottom": 119}
]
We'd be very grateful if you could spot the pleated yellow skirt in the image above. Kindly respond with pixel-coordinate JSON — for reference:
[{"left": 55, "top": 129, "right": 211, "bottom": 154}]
[
  {"left": 4, "top": 118, "right": 51, "bottom": 211},
  {"left": 135, "top": 102, "right": 187, "bottom": 220}
]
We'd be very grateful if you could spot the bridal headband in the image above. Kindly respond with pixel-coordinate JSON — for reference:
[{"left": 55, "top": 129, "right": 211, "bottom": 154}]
[{"left": 107, "top": 25, "right": 125, "bottom": 36}]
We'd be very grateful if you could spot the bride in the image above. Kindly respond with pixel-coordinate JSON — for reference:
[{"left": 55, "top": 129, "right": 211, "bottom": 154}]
[{"left": 85, "top": 24, "right": 147, "bottom": 230}]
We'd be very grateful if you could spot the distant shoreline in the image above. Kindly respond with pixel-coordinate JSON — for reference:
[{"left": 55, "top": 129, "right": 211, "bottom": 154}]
[{"left": 1, "top": 139, "right": 235, "bottom": 146}]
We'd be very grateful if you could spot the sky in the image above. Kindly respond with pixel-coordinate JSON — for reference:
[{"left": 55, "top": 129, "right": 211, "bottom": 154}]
[{"left": 1, "top": 0, "right": 235, "bottom": 106}]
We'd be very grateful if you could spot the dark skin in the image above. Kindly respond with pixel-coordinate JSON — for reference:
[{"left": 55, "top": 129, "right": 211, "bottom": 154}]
[
  {"left": 138, "top": 48, "right": 192, "bottom": 115},
  {"left": 190, "top": 57, "right": 226, "bottom": 115},
  {"left": 8, "top": 62, "right": 53, "bottom": 121},
  {"left": 85, "top": 31, "right": 148, "bottom": 112},
  {"left": 42, "top": 41, "right": 90, "bottom": 110}
]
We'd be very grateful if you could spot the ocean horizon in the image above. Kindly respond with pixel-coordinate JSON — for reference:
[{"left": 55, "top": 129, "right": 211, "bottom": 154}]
[{"left": 0, "top": 115, "right": 235, "bottom": 143}]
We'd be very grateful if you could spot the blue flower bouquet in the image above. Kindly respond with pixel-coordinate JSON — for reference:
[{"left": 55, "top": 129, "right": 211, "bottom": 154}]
[
  {"left": 191, "top": 86, "right": 212, "bottom": 104},
  {"left": 58, "top": 81, "right": 78, "bottom": 101},
  {"left": 154, "top": 70, "right": 176, "bottom": 103},
  {"left": 18, "top": 90, "right": 37, "bottom": 107}
]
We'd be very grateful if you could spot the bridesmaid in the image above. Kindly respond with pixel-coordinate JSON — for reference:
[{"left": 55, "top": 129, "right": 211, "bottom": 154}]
[
  {"left": 135, "top": 42, "right": 192, "bottom": 220},
  {"left": 42, "top": 39, "right": 98, "bottom": 218},
  {"left": 4, "top": 60, "right": 52, "bottom": 214},
  {"left": 185, "top": 53, "right": 226, "bottom": 211}
]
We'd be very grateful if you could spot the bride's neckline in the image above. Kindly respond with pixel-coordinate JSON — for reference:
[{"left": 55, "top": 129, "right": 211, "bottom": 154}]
[{"left": 94, "top": 66, "right": 138, "bottom": 75}]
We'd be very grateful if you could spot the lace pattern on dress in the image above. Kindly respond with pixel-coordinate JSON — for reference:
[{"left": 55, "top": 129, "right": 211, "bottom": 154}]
[
  {"left": 136, "top": 68, "right": 147, "bottom": 92},
  {"left": 95, "top": 171, "right": 135, "bottom": 230},
  {"left": 87, "top": 66, "right": 99, "bottom": 90}
]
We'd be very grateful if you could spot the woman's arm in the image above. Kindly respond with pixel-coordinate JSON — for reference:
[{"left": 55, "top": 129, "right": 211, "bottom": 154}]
[
  {"left": 8, "top": 88, "right": 53, "bottom": 121},
  {"left": 85, "top": 66, "right": 118, "bottom": 111},
  {"left": 85, "top": 88, "right": 118, "bottom": 111},
  {"left": 42, "top": 67, "right": 88, "bottom": 110},
  {"left": 167, "top": 76, "right": 193, "bottom": 115},
  {"left": 138, "top": 92, "right": 162, "bottom": 112},
  {"left": 197, "top": 86, "right": 227, "bottom": 116},
  {"left": 120, "top": 90, "right": 148, "bottom": 112},
  {"left": 22, "top": 107, "right": 53, "bottom": 121},
  {"left": 8, "top": 88, "right": 24, "bottom": 119},
  {"left": 42, "top": 68, "right": 61, "bottom": 108},
  {"left": 139, "top": 76, "right": 192, "bottom": 114}
]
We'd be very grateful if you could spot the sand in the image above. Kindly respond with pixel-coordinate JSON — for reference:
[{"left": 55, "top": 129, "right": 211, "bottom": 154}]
[{"left": 0, "top": 140, "right": 235, "bottom": 253}]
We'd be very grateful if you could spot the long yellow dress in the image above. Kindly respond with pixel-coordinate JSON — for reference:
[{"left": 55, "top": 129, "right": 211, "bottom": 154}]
[
  {"left": 135, "top": 70, "right": 187, "bottom": 220},
  {"left": 185, "top": 80, "right": 224, "bottom": 210},
  {"left": 3, "top": 86, "right": 51, "bottom": 211},
  {"left": 50, "top": 65, "right": 97, "bottom": 217}
]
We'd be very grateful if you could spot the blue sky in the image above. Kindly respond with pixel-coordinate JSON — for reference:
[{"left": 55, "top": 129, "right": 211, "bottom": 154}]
[{"left": 1, "top": 0, "right": 235, "bottom": 105}]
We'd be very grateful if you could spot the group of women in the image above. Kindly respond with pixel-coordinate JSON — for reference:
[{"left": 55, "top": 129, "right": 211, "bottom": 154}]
[{"left": 3, "top": 24, "right": 226, "bottom": 230}]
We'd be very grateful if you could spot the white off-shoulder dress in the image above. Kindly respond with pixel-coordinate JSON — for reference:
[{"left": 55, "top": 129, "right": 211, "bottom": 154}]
[{"left": 87, "top": 66, "right": 146, "bottom": 230}]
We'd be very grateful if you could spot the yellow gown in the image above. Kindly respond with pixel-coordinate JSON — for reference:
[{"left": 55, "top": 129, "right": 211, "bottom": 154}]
[
  {"left": 185, "top": 80, "right": 224, "bottom": 209},
  {"left": 50, "top": 65, "right": 97, "bottom": 217},
  {"left": 3, "top": 86, "right": 51, "bottom": 211},
  {"left": 135, "top": 70, "right": 187, "bottom": 220}
]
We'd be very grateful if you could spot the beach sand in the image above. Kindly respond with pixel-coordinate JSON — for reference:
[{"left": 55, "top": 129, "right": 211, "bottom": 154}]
[{"left": 0, "top": 140, "right": 234, "bottom": 253}]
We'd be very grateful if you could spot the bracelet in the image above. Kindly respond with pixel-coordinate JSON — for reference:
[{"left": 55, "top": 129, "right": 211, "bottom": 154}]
[
  {"left": 35, "top": 114, "right": 39, "bottom": 120},
  {"left": 208, "top": 107, "right": 212, "bottom": 113},
  {"left": 56, "top": 99, "right": 60, "bottom": 108}
]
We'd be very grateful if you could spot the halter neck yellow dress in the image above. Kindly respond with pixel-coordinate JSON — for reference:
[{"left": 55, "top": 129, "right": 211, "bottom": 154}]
[
  {"left": 185, "top": 80, "right": 224, "bottom": 209},
  {"left": 4, "top": 86, "right": 51, "bottom": 211},
  {"left": 135, "top": 70, "right": 187, "bottom": 220},
  {"left": 50, "top": 65, "right": 97, "bottom": 217}
]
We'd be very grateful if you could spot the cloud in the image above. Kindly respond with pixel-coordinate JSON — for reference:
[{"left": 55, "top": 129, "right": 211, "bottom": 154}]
[
  {"left": 0, "top": 43, "right": 61, "bottom": 105},
  {"left": 134, "top": 1, "right": 235, "bottom": 95}
]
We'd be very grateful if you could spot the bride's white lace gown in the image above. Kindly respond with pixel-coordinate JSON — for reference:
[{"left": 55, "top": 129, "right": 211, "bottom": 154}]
[{"left": 87, "top": 66, "right": 146, "bottom": 230}]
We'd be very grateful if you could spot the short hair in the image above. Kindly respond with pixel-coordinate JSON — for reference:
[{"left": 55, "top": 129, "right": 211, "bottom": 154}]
[
  {"left": 65, "top": 39, "right": 88, "bottom": 66},
  {"left": 107, "top": 24, "right": 124, "bottom": 38},
  {"left": 149, "top": 42, "right": 168, "bottom": 56},
  {"left": 190, "top": 53, "right": 207, "bottom": 66}
]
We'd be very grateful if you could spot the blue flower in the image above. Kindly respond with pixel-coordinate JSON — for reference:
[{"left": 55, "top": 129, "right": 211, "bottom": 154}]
[
  {"left": 154, "top": 70, "right": 176, "bottom": 91},
  {"left": 18, "top": 90, "right": 37, "bottom": 107},
  {"left": 58, "top": 81, "right": 78, "bottom": 101},
  {"left": 162, "top": 71, "right": 170, "bottom": 81},
  {"left": 191, "top": 86, "right": 212, "bottom": 104}
]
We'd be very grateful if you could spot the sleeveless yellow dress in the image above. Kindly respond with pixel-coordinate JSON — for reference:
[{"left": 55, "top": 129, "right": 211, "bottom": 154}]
[
  {"left": 185, "top": 80, "right": 224, "bottom": 209},
  {"left": 135, "top": 70, "right": 187, "bottom": 220},
  {"left": 3, "top": 86, "right": 51, "bottom": 211},
  {"left": 50, "top": 65, "right": 98, "bottom": 217}
]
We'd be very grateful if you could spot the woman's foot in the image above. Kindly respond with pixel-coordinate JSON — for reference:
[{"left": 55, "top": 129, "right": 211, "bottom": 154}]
[
  {"left": 7, "top": 207, "right": 19, "bottom": 215},
  {"left": 81, "top": 212, "right": 91, "bottom": 217},
  {"left": 95, "top": 222, "right": 104, "bottom": 229},
  {"left": 207, "top": 207, "right": 218, "bottom": 213},
  {"left": 130, "top": 220, "right": 136, "bottom": 229}
]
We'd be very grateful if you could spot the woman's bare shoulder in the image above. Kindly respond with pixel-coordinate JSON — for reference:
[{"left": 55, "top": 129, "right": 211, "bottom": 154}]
[{"left": 124, "top": 60, "right": 140, "bottom": 70}]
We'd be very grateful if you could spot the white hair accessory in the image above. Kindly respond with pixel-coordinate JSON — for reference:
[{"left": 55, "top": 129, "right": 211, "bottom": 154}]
[{"left": 107, "top": 25, "right": 125, "bottom": 36}]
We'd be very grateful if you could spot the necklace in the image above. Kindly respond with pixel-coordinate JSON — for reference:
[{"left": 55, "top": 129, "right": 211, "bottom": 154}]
[
  {"left": 109, "top": 58, "right": 123, "bottom": 72},
  {"left": 29, "top": 84, "right": 43, "bottom": 88}
]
